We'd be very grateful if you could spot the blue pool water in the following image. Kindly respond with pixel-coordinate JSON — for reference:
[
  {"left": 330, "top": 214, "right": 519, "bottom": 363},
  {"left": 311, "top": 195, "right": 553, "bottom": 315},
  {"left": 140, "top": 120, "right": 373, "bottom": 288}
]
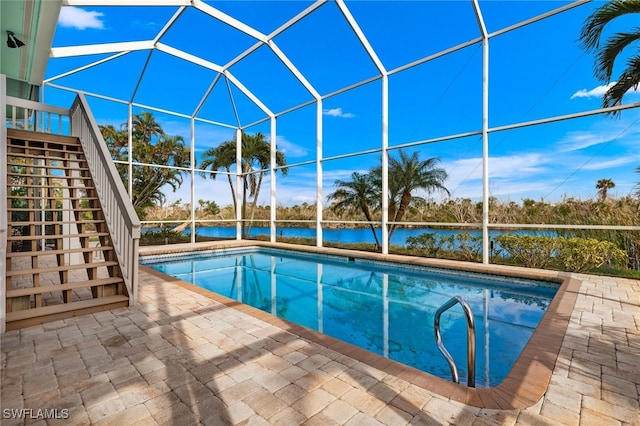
[{"left": 142, "top": 247, "right": 558, "bottom": 388}]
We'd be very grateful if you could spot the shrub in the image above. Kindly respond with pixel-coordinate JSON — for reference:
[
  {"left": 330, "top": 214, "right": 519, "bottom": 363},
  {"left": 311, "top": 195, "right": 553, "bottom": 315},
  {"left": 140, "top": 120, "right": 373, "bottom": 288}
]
[
  {"left": 406, "top": 233, "right": 441, "bottom": 257},
  {"left": 495, "top": 234, "right": 628, "bottom": 272},
  {"left": 557, "top": 237, "right": 627, "bottom": 272},
  {"left": 494, "top": 234, "right": 559, "bottom": 269},
  {"left": 140, "top": 228, "right": 188, "bottom": 245},
  {"left": 453, "top": 232, "right": 483, "bottom": 262},
  {"left": 406, "top": 232, "right": 482, "bottom": 261}
]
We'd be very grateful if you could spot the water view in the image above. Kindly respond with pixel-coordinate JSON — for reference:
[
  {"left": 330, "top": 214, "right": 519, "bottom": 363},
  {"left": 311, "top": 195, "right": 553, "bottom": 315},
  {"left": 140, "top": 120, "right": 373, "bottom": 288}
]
[{"left": 173, "top": 226, "right": 536, "bottom": 245}]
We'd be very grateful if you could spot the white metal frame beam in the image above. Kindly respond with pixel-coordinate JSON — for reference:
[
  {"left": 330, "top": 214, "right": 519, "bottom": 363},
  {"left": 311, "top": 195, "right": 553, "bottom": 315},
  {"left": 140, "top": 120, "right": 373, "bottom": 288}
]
[
  {"left": 50, "top": 41, "right": 154, "bottom": 58},
  {"left": 193, "top": 0, "right": 268, "bottom": 43},
  {"left": 336, "top": 0, "right": 389, "bottom": 254},
  {"left": 472, "top": 0, "right": 490, "bottom": 264},
  {"left": 44, "top": 0, "right": 640, "bottom": 260}
]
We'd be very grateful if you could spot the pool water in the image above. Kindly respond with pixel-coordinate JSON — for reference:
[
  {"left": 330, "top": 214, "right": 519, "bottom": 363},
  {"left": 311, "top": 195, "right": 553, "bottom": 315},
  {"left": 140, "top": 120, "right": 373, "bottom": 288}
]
[{"left": 143, "top": 248, "right": 558, "bottom": 387}]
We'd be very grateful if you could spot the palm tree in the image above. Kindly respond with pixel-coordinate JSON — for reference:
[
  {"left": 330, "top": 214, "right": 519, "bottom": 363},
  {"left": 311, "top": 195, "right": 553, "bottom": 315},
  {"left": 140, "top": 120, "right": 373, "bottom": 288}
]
[
  {"left": 579, "top": 0, "right": 640, "bottom": 115},
  {"left": 242, "top": 133, "right": 288, "bottom": 236},
  {"left": 99, "top": 112, "right": 190, "bottom": 218},
  {"left": 132, "top": 134, "right": 190, "bottom": 208},
  {"left": 132, "top": 111, "right": 163, "bottom": 144},
  {"left": 200, "top": 132, "right": 287, "bottom": 237},
  {"left": 327, "top": 172, "right": 381, "bottom": 249},
  {"left": 200, "top": 141, "right": 237, "bottom": 212},
  {"left": 596, "top": 178, "right": 616, "bottom": 201},
  {"left": 99, "top": 123, "right": 130, "bottom": 186},
  {"left": 379, "top": 150, "right": 449, "bottom": 243}
]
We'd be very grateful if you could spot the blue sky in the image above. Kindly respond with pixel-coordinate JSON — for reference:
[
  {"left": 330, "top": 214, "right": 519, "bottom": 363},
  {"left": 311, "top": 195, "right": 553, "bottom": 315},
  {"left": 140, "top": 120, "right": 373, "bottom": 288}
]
[{"left": 46, "top": 1, "right": 640, "bottom": 208}]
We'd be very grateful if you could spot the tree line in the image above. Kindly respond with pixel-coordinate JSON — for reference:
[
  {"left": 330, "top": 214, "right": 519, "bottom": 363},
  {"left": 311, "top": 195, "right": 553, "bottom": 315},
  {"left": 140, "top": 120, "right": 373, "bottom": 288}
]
[{"left": 99, "top": 111, "right": 640, "bottom": 271}]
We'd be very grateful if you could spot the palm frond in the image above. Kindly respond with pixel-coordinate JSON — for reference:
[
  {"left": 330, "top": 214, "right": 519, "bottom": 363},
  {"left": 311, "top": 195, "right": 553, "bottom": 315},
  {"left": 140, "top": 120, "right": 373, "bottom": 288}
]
[
  {"left": 595, "top": 30, "right": 640, "bottom": 82},
  {"left": 603, "top": 55, "right": 640, "bottom": 115},
  {"left": 580, "top": 0, "right": 640, "bottom": 51}
]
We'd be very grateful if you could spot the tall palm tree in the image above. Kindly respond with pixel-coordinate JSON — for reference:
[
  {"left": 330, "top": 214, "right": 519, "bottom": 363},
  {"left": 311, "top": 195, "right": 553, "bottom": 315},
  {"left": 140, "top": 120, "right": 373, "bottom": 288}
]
[
  {"left": 596, "top": 178, "right": 616, "bottom": 201},
  {"left": 200, "top": 141, "right": 237, "bottom": 212},
  {"left": 327, "top": 172, "right": 381, "bottom": 249},
  {"left": 579, "top": 0, "right": 640, "bottom": 115},
  {"left": 200, "top": 132, "right": 287, "bottom": 237},
  {"left": 242, "top": 133, "right": 288, "bottom": 236},
  {"left": 381, "top": 150, "right": 449, "bottom": 243}
]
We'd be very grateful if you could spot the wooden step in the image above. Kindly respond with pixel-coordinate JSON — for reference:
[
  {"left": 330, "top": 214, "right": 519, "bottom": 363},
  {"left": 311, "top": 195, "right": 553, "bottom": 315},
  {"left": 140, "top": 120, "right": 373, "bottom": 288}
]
[
  {"left": 7, "top": 153, "right": 86, "bottom": 163},
  {"left": 7, "top": 148, "right": 84, "bottom": 161},
  {"left": 7, "top": 195, "right": 98, "bottom": 201},
  {"left": 7, "top": 246, "right": 114, "bottom": 258},
  {"left": 7, "top": 277, "right": 124, "bottom": 298},
  {"left": 5, "top": 260, "right": 119, "bottom": 277},
  {"left": 5, "top": 295, "right": 129, "bottom": 330},
  {"left": 9, "top": 220, "right": 105, "bottom": 226},
  {"left": 8, "top": 141, "right": 82, "bottom": 151},
  {"left": 7, "top": 184, "right": 95, "bottom": 190},
  {"left": 7, "top": 232, "right": 109, "bottom": 241},
  {"left": 8, "top": 129, "right": 81, "bottom": 145},
  {"left": 8, "top": 206, "right": 100, "bottom": 211},
  {"left": 7, "top": 162, "right": 89, "bottom": 171},
  {"left": 7, "top": 172, "right": 92, "bottom": 181},
  {"left": 6, "top": 129, "right": 131, "bottom": 330}
]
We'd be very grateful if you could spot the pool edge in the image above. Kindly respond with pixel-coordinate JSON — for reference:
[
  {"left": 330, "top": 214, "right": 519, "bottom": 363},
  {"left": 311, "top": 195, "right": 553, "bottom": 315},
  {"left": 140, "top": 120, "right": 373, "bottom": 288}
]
[{"left": 139, "top": 241, "right": 579, "bottom": 410}]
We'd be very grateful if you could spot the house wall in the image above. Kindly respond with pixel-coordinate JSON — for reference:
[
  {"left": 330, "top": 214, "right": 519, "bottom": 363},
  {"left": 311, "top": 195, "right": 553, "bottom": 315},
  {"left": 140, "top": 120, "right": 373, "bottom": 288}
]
[{"left": 1, "top": 74, "right": 9, "bottom": 332}]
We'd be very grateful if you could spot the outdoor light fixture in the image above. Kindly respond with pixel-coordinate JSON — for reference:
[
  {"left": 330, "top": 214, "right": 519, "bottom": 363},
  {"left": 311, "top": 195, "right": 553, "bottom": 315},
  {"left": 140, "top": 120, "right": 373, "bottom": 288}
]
[{"left": 6, "top": 31, "right": 25, "bottom": 48}]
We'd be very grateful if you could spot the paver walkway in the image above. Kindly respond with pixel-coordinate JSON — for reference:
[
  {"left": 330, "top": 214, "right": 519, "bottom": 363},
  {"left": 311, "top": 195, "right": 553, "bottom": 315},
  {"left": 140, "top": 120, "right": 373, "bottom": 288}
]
[{"left": 1, "top": 252, "right": 639, "bottom": 425}]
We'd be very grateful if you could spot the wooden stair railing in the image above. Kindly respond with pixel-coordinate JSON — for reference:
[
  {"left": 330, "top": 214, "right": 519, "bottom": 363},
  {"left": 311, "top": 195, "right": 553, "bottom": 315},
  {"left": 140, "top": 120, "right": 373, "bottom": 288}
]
[{"left": 5, "top": 129, "right": 129, "bottom": 329}]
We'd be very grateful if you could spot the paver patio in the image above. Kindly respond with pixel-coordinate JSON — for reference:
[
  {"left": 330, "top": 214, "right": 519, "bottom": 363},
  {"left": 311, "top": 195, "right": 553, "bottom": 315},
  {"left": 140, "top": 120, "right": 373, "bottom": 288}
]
[{"left": 1, "top": 243, "right": 639, "bottom": 425}]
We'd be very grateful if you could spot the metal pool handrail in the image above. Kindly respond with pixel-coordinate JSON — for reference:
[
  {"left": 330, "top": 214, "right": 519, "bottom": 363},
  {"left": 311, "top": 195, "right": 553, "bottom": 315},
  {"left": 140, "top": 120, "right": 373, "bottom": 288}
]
[{"left": 434, "top": 296, "right": 476, "bottom": 388}]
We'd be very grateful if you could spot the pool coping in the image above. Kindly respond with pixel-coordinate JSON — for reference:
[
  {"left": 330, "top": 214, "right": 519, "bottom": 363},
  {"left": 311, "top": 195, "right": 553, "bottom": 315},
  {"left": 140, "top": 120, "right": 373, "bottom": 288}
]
[{"left": 139, "top": 241, "right": 580, "bottom": 410}]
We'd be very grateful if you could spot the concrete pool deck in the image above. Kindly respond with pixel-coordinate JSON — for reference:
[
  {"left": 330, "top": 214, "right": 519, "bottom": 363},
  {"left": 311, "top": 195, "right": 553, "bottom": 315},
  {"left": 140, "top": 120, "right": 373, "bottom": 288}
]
[{"left": 1, "top": 241, "right": 639, "bottom": 425}]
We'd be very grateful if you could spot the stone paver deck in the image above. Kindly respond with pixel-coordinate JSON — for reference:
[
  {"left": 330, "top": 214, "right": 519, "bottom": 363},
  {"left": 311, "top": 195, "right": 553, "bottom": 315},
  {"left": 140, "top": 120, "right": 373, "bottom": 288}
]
[{"left": 1, "top": 243, "right": 639, "bottom": 425}]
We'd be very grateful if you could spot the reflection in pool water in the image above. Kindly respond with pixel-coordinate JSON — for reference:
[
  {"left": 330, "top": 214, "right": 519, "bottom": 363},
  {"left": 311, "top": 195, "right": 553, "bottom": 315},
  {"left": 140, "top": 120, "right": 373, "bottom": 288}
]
[{"left": 143, "top": 248, "right": 558, "bottom": 388}]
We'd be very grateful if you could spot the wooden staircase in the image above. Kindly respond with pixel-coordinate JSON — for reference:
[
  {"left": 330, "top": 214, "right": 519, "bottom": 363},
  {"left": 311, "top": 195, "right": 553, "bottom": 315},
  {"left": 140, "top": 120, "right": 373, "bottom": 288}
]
[{"left": 5, "top": 129, "right": 129, "bottom": 330}]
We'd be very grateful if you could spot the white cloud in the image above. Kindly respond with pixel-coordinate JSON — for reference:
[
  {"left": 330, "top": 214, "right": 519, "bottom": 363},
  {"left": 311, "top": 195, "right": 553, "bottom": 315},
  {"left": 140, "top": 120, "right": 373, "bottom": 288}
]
[
  {"left": 556, "top": 130, "right": 613, "bottom": 152},
  {"left": 581, "top": 155, "right": 640, "bottom": 171},
  {"left": 555, "top": 116, "right": 640, "bottom": 153},
  {"left": 272, "top": 186, "right": 317, "bottom": 206},
  {"left": 323, "top": 108, "right": 355, "bottom": 118},
  {"left": 322, "top": 169, "right": 368, "bottom": 182},
  {"left": 570, "top": 83, "right": 615, "bottom": 100},
  {"left": 58, "top": 7, "right": 105, "bottom": 30},
  {"left": 269, "top": 135, "right": 308, "bottom": 158},
  {"left": 444, "top": 153, "right": 547, "bottom": 184},
  {"left": 441, "top": 153, "right": 550, "bottom": 199},
  {"left": 165, "top": 175, "right": 234, "bottom": 207},
  {"left": 486, "top": 181, "right": 556, "bottom": 199}
]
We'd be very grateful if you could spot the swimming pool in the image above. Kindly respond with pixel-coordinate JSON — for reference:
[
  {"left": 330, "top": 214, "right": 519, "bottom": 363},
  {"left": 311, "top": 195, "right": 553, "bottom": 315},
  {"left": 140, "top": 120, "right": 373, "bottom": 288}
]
[{"left": 142, "top": 247, "right": 559, "bottom": 388}]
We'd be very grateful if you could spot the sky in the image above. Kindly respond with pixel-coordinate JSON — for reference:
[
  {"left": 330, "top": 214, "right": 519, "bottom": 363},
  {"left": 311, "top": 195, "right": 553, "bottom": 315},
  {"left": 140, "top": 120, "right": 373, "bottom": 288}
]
[{"left": 45, "top": 0, "right": 640, "bottom": 209}]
